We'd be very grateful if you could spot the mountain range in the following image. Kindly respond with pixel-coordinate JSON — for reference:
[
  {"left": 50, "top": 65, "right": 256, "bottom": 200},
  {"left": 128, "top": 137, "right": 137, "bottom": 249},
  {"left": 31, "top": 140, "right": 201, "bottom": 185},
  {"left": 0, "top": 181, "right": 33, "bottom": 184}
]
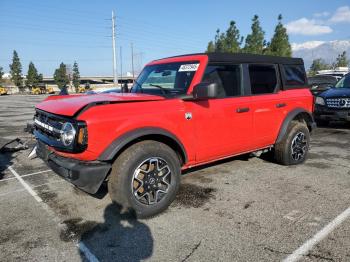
[{"left": 292, "top": 40, "right": 350, "bottom": 69}]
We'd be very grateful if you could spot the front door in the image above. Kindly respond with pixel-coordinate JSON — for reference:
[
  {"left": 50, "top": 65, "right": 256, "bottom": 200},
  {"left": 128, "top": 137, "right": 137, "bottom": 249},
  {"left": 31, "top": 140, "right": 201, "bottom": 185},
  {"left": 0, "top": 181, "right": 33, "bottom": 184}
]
[{"left": 188, "top": 64, "right": 253, "bottom": 164}]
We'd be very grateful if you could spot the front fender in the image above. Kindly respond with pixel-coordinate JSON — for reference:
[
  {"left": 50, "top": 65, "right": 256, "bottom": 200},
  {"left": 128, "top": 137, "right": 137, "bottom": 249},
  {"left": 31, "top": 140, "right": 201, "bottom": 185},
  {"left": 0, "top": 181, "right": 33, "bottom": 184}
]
[{"left": 98, "top": 127, "right": 188, "bottom": 163}]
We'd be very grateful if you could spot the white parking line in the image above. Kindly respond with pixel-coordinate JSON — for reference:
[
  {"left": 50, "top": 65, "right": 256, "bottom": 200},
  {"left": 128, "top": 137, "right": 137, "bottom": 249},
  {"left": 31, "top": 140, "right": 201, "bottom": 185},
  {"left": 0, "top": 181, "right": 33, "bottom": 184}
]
[
  {"left": 78, "top": 242, "right": 100, "bottom": 262},
  {"left": 0, "top": 170, "right": 52, "bottom": 183},
  {"left": 8, "top": 166, "right": 43, "bottom": 202},
  {"left": 283, "top": 206, "right": 350, "bottom": 262},
  {"left": 6, "top": 165, "right": 100, "bottom": 262},
  {"left": 0, "top": 179, "right": 66, "bottom": 198}
]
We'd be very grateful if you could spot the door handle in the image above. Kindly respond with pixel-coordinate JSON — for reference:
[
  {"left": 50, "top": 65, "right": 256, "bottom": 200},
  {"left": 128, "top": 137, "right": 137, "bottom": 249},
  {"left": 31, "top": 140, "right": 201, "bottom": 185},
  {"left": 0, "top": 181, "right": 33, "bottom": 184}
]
[
  {"left": 236, "top": 107, "right": 250, "bottom": 113},
  {"left": 276, "top": 103, "right": 287, "bottom": 108}
]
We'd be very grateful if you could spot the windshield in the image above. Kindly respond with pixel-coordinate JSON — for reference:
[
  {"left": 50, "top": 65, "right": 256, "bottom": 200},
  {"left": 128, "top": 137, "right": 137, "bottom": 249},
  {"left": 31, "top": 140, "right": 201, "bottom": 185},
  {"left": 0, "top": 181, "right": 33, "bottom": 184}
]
[
  {"left": 335, "top": 74, "right": 350, "bottom": 89},
  {"left": 131, "top": 61, "right": 199, "bottom": 96}
]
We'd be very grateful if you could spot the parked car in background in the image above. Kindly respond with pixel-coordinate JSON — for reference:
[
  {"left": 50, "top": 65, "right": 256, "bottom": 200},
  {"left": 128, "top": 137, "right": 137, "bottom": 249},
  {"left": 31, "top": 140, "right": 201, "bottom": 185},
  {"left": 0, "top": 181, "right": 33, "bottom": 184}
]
[
  {"left": 308, "top": 75, "right": 338, "bottom": 96},
  {"left": 32, "top": 53, "right": 315, "bottom": 218},
  {"left": 0, "top": 86, "right": 8, "bottom": 95},
  {"left": 314, "top": 73, "right": 350, "bottom": 125},
  {"left": 317, "top": 67, "right": 349, "bottom": 81}
]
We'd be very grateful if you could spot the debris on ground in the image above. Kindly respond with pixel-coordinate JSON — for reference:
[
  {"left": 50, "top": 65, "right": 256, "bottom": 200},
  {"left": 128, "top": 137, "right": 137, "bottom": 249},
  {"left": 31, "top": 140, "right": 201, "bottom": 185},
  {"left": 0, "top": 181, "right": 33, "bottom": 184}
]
[{"left": 0, "top": 138, "right": 29, "bottom": 153}]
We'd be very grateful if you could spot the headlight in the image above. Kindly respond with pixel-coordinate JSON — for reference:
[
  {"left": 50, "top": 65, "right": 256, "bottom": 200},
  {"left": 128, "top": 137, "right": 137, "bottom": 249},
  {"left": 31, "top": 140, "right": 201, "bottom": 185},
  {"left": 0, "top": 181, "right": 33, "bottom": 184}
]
[
  {"left": 60, "top": 122, "right": 76, "bottom": 146},
  {"left": 315, "top": 97, "right": 325, "bottom": 106}
]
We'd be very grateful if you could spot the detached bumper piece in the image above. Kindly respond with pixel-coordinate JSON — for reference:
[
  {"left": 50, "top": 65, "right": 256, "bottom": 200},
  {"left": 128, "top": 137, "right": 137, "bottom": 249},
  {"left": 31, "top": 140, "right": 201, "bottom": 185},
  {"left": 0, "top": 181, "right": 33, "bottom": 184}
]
[
  {"left": 37, "top": 142, "right": 111, "bottom": 194},
  {"left": 314, "top": 106, "right": 350, "bottom": 122}
]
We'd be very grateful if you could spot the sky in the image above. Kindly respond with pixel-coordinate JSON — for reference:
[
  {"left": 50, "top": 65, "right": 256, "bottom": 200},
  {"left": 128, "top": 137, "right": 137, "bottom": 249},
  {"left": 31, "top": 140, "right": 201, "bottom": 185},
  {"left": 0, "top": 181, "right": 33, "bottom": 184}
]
[{"left": 0, "top": 0, "right": 349, "bottom": 76}]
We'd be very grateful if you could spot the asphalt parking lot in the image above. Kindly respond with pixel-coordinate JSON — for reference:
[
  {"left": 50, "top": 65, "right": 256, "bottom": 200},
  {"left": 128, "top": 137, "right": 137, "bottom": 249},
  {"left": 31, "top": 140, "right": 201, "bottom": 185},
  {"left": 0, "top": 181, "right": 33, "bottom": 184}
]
[{"left": 0, "top": 95, "right": 350, "bottom": 262}]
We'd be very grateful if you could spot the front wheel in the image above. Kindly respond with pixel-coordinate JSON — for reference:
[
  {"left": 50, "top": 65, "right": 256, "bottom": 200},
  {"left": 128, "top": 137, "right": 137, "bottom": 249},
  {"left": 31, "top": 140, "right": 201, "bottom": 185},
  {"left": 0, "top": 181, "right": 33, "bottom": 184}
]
[
  {"left": 274, "top": 121, "right": 310, "bottom": 165},
  {"left": 108, "top": 140, "right": 181, "bottom": 218}
]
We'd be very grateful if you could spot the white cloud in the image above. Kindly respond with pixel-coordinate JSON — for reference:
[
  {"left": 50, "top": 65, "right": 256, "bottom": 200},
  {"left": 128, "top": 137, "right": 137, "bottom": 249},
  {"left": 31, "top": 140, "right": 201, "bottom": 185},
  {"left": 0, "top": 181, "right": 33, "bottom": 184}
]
[
  {"left": 285, "top": 18, "right": 333, "bottom": 35},
  {"left": 329, "top": 6, "right": 350, "bottom": 23},
  {"left": 313, "top": 11, "right": 330, "bottom": 18}
]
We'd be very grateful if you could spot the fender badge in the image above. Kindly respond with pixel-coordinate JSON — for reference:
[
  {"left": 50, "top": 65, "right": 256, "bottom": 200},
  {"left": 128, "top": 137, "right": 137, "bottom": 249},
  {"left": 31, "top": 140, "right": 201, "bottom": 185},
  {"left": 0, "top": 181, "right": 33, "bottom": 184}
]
[{"left": 185, "top": 112, "right": 192, "bottom": 120}]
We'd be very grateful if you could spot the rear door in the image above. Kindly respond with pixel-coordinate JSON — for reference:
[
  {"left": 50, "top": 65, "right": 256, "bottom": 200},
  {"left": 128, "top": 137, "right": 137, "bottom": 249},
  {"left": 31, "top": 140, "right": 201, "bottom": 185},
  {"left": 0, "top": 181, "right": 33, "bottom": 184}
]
[
  {"left": 189, "top": 63, "right": 253, "bottom": 163},
  {"left": 248, "top": 64, "right": 287, "bottom": 148}
]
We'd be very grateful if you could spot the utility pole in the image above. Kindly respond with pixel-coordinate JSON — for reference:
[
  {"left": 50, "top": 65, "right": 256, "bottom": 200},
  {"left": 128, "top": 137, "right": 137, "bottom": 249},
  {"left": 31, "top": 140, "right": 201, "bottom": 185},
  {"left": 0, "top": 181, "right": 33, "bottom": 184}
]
[
  {"left": 131, "top": 43, "right": 135, "bottom": 81},
  {"left": 112, "top": 10, "right": 118, "bottom": 85},
  {"left": 120, "top": 46, "right": 123, "bottom": 88}
]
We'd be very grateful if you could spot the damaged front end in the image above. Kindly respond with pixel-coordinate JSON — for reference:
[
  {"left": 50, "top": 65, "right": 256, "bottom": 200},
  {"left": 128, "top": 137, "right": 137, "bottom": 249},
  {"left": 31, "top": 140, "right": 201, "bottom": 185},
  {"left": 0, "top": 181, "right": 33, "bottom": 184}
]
[{"left": 28, "top": 110, "right": 111, "bottom": 194}]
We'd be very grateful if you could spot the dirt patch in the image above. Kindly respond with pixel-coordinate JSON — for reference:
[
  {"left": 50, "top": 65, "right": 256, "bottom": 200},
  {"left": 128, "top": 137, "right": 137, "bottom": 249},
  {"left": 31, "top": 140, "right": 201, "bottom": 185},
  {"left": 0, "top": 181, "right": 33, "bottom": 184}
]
[
  {"left": 308, "top": 151, "right": 342, "bottom": 160},
  {"left": 21, "top": 238, "right": 45, "bottom": 250},
  {"left": 59, "top": 218, "right": 108, "bottom": 242},
  {"left": 184, "top": 172, "right": 213, "bottom": 184},
  {"left": 37, "top": 185, "right": 70, "bottom": 216},
  {"left": 0, "top": 229, "right": 24, "bottom": 245},
  {"left": 305, "top": 162, "right": 332, "bottom": 169},
  {"left": 244, "top": 201, "right": 255, "bottom": 209},
  {"left": 173, "top": 183, "right": 216, "bottom": 208}
]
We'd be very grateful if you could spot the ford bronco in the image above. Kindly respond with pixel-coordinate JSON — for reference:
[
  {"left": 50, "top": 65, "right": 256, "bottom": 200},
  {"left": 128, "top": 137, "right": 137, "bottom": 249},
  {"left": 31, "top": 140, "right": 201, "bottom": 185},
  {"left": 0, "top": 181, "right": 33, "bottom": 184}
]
[{"left": 32, "top": 53, "right": 315, "bottom": 218}]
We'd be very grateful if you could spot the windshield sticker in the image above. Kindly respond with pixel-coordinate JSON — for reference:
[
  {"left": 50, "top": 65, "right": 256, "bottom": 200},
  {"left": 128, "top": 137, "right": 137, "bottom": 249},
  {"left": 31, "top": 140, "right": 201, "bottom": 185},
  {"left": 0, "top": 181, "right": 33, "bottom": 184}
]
[{"left": 179, "top": 64, "right": 199, "bottom": 72}]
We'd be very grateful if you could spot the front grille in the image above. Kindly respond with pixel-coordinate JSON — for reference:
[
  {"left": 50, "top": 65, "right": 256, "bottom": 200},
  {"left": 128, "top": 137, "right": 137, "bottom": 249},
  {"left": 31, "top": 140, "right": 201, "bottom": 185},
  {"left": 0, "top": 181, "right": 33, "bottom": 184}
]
[
  {"left": 34, "top": 110, "right": 66, "bottom": 139},
  {"left": 326, "top": 98, "right": 350, "bottom": 108}
]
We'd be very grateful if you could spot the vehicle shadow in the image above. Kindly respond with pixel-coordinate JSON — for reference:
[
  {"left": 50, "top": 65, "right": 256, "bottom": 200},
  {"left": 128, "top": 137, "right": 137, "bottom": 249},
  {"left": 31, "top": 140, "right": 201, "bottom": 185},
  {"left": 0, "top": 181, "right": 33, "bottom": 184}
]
[
  {"left": 0, "top": 152, "right": 14, "bottom": 179},
  {"left": 318, "top": 121, "right": 350, "bottom": 129},
  {"left": 79, "top": 202, "right": 154, "bottom": 262}
]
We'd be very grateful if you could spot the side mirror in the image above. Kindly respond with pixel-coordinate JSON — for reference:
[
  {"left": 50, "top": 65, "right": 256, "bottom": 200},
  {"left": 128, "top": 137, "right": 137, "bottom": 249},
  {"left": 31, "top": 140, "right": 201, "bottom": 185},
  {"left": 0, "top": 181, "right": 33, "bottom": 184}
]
[{"left": 192, "top": 82, "right": 218, "bottom": 99}]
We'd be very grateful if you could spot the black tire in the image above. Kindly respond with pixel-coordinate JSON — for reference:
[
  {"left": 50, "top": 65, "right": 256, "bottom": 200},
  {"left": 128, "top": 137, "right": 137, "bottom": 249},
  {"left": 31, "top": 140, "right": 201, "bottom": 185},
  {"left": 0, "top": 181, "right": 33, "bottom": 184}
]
[
  {"left": 274, "top": 121, "right": 310, "bottom": 165},
  {"left": 108, "top": 140, "right": 181, "bottom": 219}
]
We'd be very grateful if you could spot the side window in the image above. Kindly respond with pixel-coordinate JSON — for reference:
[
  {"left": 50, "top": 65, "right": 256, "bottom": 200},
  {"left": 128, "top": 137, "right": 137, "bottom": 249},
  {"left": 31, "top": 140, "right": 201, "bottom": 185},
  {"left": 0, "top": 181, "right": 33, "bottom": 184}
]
[
  {"left": 283, "top": 64, "right": 306, "bottom": 86},
  {"left": 249, "top": 64, "right": 277, "bottom": 95},
  {"left": 202, "top": 64, "right": 242, "bottom": 98}
]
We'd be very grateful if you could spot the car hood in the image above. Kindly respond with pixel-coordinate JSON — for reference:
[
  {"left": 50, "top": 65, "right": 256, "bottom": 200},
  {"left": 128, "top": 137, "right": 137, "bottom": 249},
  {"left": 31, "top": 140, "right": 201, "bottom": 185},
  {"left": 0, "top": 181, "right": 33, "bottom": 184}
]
[
  {"left": 36, "top": 93, "right": 165, "bottom": 117},
  {"left": 319, "top": 88, "right": 350, "bottom": 98}
]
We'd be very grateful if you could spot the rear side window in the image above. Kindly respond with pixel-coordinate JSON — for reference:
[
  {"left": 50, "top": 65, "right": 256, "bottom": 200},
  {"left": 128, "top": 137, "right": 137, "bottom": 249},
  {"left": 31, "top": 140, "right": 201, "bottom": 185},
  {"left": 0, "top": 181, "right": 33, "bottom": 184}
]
[
  {"left": 249, "top": 64, "right": 277, "bottom": 94},
  {"left": 202, "top": 64, "right": 242, "bottom": 98},
  {"left": 283, "top": 64, "right": 306, "bottom": 86}
]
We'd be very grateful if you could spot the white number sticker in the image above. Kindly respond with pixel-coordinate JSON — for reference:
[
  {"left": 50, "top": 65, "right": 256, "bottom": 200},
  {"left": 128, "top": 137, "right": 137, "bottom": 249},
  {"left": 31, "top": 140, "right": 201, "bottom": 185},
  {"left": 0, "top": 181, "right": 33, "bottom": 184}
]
[{"left": 179, "top": 63, "right": 199, "bottom": 72}]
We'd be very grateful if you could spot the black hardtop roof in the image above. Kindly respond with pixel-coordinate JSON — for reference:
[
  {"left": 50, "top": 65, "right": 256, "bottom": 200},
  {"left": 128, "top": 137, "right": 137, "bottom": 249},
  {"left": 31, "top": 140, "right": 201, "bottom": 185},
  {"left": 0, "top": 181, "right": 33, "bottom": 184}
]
[{"left": 157, "top": 52, "right": 304, "bottom": 65}]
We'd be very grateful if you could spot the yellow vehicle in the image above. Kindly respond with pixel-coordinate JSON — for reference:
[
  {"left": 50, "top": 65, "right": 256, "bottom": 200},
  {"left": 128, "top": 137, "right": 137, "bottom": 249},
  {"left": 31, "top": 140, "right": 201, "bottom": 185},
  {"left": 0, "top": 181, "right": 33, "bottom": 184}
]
[
  {"left": 0, "top": 86, "right": 8, "bottom": 95},
  {"left": 47, "top": 86, "right": 55, "bottom": 94},
  {"left": 31, "top": 86, "right": 43, "bottom": 95},
  {"left": 77, "top": 86, "right": 86, "bottom": 93}
]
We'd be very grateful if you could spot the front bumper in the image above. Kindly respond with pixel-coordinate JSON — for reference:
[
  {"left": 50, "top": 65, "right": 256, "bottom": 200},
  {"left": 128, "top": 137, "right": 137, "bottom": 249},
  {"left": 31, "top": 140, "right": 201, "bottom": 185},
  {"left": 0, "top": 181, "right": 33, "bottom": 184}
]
[
  {"left": 314, "top": 106, "right": 350, "bottom": 122},
  {"left": 36, "top": 141, "right": 111, "bottom": 194}
]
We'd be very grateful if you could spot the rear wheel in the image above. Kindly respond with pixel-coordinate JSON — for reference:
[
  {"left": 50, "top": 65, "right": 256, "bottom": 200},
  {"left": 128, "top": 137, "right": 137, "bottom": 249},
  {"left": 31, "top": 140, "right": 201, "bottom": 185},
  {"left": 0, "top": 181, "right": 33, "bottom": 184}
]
[
  {"left": 108, "top": 140, "right": 181, "bottom": 218},
  {"left": 274, "top": 121, "right": 310, "bottom": 165}
]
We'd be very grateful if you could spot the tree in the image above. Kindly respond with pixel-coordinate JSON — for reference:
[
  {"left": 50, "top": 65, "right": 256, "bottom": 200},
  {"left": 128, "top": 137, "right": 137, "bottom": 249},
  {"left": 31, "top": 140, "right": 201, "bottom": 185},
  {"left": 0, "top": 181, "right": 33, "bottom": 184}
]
[
  {"left": 333, "top": 51, "right": 349, "bottom": 68},
  {"left": 9, "top": 50, "right": 23, "bottom": 87},
  {"left": 0, "top": 67, "right": 3, "bottom": 82},
  {"left": 206, "top": 21, "right": 242, "bottom": 53},
  {"left": 225, "top": 21, "right": 243, "bottom": 53},
  {"left": 214, "top": 29, "right": 226, "bottom": 52},
  {"left": 53, "top": 62, "right": 69, "bottom": 89},
  {"left": 26, "top": 62, "right": 40, "bottom": 87},
  {"left": 309, "top": 58, "right": 331, "bottom": 76},
  {"left": 72, "top": 61, "right": 80, "bottom": 92},
  {"left": 38, "top": 73, "right": 43, "bottom": 83},
  {"left": 266, "top": 15, "right": 292, "bottom": 57},
  {"left": 244, "top": 15, "right": 266, "bottom": 54},
  {"left": 206, "top": 41, "right": 215, "bottom": 53}
]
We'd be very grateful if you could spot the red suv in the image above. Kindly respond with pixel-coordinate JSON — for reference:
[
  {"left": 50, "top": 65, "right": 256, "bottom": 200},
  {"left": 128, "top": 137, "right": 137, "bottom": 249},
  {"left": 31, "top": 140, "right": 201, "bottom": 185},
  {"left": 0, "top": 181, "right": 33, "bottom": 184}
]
[{"left": 33, "top": 53, "right": 315, "bottom": 218}]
